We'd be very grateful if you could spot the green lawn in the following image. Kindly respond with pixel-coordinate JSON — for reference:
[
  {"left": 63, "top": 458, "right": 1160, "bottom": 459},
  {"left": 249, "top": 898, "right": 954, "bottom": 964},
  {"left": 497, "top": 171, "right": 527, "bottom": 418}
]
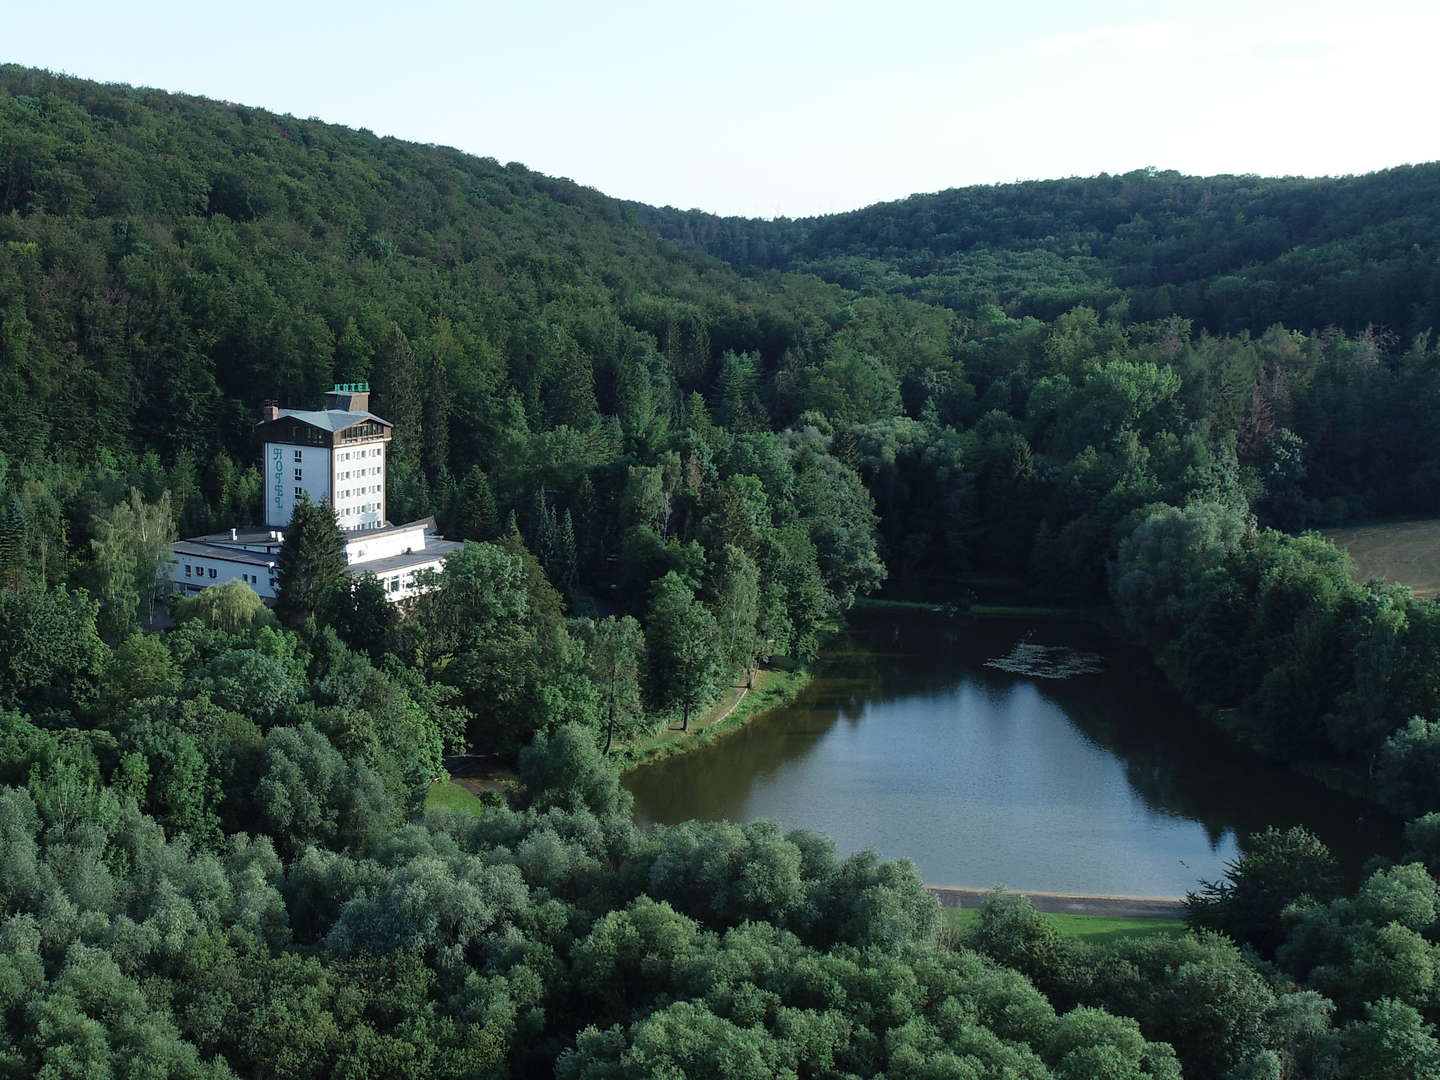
[
  {"left": 424, "top": 779, "right": 491, "bottom": 817},
  {"left": 942, "top": 906, "right": 1188, "bottom": 943}
]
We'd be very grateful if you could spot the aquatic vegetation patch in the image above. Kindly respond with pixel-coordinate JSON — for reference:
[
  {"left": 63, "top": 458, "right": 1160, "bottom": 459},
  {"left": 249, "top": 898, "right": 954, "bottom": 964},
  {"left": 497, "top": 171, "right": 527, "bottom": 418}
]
[{"left": 985, "top": 642, "right": 1105, "bottom": 679}]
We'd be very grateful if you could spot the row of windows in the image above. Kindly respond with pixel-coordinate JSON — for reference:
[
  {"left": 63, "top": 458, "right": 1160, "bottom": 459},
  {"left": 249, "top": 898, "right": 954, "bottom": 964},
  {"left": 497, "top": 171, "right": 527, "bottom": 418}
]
[
  {"left": 384, "top": 569, "right": 423, "bottom": 593},
  {"left": 341, "top": 503, "right": 380, "bottom": 517},
  {"left": 338, "top": 467, "right": 380, "bottom": 479},
  {"left": 182, "top": 565, "right": 273, "bottom": 588},
  {"left": 339, "top": 423, "right": 384, "bottom": 441},
  {"left": 283, "top": 426, "right": 326, "bottom": 446},
  {"left": 338, "top": 447, "right": 382, "bottom": 460},
  {"left": 287, "top": 485, "right": 382, "bottom": 508}
]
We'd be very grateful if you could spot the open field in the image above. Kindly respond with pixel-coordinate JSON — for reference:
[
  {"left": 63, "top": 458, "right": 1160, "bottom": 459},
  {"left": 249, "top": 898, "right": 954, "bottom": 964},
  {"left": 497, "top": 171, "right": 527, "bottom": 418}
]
[
  {"left": 1323, "top": 518, "right": 1440, "bottom": 599},
  {"left": 941, "top": 906, "right": 1188, "bottom": 943}
]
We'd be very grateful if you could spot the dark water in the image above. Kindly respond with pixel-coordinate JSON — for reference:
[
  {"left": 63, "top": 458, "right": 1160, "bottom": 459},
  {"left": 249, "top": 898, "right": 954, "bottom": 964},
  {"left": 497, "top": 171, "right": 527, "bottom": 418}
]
[{"left": 624, "top": 614, "right": 1397, "bottom": 898}]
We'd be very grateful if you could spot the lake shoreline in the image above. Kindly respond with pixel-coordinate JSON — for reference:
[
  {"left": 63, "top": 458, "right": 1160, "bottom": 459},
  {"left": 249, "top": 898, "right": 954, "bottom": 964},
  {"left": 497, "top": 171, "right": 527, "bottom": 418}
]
[
  {"left": 616, "top": 663, "right": 814, "bottom": 774},
  {"left": 929, "top": 886, "right": 1187, "bottom": 919},
  {"left": 625, "top": 609, "right": 1392, "bottom": 898},
  {"left": 620, "top": 603, "right": 1110, "bottom": 776}
]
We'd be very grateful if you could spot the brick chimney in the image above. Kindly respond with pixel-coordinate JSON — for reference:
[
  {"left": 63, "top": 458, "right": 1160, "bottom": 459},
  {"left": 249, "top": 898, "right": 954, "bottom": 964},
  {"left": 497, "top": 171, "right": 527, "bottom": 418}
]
[{"left": 261, "top": 399, "right": 280, "bottom": 422}]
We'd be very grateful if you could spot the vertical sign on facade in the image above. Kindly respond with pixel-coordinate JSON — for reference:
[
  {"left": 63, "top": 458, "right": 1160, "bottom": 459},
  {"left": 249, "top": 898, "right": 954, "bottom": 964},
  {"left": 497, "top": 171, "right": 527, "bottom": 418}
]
[{"left": 272, "top": 445, "right": 284, "bottom": 519}]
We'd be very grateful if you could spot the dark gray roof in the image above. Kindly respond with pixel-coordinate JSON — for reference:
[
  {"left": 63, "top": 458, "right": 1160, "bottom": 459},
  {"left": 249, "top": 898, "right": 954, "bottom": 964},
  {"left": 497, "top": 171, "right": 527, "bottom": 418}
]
[
  {"left": 270, "top": 408, "right": 392, "bottom": 433},
  {"left": 346, "top": 540, "right": 464, "bottom": 578},
  {"left": 173, "top": 541, "right": 278, "bottom": 568},
  {"left": 189, "top": 527, "right": 285, "bottom": 547}
]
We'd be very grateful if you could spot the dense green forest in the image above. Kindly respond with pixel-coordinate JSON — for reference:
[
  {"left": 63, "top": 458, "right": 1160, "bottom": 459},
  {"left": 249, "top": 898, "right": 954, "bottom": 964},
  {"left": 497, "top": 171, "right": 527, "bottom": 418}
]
[
  {"left": 634, "top": 165, "right": 1440, "bottom": 340},
  {"left": 6, "top": 64, "right": 1440, "bottom": 1076}
]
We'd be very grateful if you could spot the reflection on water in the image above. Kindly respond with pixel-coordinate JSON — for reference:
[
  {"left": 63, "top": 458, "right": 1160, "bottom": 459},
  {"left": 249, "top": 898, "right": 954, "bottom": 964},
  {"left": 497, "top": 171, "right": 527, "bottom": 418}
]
[{"left": 624, "top": 614, "right": 1398, "bottom": 897}]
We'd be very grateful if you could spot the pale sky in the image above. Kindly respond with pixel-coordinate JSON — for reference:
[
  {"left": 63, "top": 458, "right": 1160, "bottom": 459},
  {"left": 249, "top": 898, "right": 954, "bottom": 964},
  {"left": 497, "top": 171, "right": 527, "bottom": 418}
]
[{"left": 5, "top": 0, "right": 1437, "bottom": 217}]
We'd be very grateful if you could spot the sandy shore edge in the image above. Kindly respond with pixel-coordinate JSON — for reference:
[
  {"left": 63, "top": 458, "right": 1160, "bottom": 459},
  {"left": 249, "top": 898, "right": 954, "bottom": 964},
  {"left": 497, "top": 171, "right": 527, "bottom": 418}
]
[{"left": 929, "top": 886, "right": 1186, "bottom": 919}]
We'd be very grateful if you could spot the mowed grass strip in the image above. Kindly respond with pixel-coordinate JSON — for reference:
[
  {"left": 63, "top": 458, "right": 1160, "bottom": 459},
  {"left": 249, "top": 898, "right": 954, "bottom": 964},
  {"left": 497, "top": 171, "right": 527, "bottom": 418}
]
[
  {"left": 1324, "top": 518, "right": 1440, "bottom": 599},
  {"left": 425, "top": 778, "right": 491, "bottom": 817},
  {"left": 942, "top": 906, "right": 1188, "bottom": 943}
]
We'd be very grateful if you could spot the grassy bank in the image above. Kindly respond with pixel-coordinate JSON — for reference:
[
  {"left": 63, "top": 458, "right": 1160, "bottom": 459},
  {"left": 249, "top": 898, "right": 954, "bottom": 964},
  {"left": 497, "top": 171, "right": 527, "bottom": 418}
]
[
  {"left": 942, "top": 907, "right": 1188, "bottom": 943},
  {"left": 614, "top": 663, "right": 812, "bottom": 772}
]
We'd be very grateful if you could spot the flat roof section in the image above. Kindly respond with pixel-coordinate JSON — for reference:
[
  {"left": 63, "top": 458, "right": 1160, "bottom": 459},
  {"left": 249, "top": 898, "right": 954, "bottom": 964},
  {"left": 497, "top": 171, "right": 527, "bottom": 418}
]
[
  {"left": 346, "top": 517, "right": 435, "bottom": 541},
  {"left": 172, "top": 541, "right": 278, "bottom": 568},
  {"left": 346, "top": 540, "right": 464, "bottom": 578},
  {"left": 187, "top": 517, "right": 438, "bottom": 549},
  {"left": 189, "top": 527, "right": 285, "bottom": 547}
]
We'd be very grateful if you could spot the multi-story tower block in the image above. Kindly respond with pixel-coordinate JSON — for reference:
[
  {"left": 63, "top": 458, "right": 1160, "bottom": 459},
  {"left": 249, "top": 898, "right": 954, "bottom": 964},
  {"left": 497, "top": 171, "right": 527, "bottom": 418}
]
[
  {"left": 168, "top": 383, "right": 458, "bottom": 605},
  {"left": 257, "top": 383, "right": 392, "bottom": 531}
]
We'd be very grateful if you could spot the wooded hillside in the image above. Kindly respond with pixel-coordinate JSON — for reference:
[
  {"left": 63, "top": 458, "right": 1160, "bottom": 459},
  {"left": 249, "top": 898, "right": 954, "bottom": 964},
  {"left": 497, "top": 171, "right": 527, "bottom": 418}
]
[
  {"left": 6, "top": 65, "right": 1440, "bottom": 1078},
  {"left": 636, "top": 165, "right": 1440, "bottom": 337}
]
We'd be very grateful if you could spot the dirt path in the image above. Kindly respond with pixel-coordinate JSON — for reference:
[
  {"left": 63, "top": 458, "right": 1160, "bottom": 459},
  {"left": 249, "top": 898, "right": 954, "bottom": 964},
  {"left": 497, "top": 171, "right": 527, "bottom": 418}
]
[
  {"left": 928, "top": 886, "right": 1186, "bottom": 919},
  {"left": 710, "top": 683, "right": 750, "bottom": 724}
]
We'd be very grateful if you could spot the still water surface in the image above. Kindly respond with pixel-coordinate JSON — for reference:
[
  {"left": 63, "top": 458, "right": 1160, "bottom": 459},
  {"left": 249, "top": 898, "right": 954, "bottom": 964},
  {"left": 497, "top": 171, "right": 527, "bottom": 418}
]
[{"left": 625, "top": 614, "right": 1396, "bottom": 898}]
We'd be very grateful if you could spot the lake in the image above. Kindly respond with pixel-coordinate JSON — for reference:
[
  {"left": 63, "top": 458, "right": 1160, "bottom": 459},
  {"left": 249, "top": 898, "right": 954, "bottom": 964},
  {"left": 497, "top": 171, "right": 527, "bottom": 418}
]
[{"left": 624, "top": 613, "right": 1396, "bottom": 898}]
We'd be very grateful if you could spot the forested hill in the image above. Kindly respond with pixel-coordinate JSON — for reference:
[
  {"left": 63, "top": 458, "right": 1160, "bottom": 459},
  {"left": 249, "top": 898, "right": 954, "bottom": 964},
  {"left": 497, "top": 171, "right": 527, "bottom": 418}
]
[
  {"left": 0, "top": 62, "right": 886, "bottom": 464},
  {"left": 13, "top": 64, "right": 1440, "bottom": 1080},
  {"left": 633, "top": 165, "right": 1440, "bottom": 336}
]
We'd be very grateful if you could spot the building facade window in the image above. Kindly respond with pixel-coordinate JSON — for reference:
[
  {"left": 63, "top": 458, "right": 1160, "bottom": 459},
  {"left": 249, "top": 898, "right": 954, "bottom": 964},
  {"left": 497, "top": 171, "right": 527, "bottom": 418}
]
[
  {"left": 294, "top": 450, "right": 302, "bottom": 462},
  {"left": 208, "top": 568, "right": 217, "bottom": 578}
]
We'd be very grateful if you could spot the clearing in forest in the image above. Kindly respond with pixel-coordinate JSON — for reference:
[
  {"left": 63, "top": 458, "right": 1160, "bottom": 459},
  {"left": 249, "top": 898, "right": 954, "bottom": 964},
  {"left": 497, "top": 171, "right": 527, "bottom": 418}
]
[{"left": 1323, "top": 518, "right": 1440, "bottom": 599}]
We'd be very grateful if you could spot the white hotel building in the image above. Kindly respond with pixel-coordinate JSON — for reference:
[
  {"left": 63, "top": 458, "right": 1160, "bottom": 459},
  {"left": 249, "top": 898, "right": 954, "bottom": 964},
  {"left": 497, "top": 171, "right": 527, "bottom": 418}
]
[{"left": 169, "top": 383, "right": 459, "bottom": 602}]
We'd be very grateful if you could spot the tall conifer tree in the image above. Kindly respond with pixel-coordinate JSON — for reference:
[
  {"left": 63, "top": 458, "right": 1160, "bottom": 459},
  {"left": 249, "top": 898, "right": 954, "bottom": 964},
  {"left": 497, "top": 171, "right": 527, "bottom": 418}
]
[{"left": 275, "top": 496, "right": 347, "bottom": 627}]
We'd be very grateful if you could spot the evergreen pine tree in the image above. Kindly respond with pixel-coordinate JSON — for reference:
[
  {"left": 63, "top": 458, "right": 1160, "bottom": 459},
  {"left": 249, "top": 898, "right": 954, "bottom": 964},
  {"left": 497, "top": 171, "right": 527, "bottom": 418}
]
[
  {"left": 558, "top": 509, "right": 579, "bottom": 598},
  {"left": 0, "top": 493, "right": 27, "bottom": 594},
  {"left": 454, "top": 465, "right": 497, "bottom": 541},
  {"left": 422, "top": 318, "right": 456, "bottom": 483},
  {"left": 275, "top": 496, "right": 348, "bottom": 627},
  {"left": 530, "top": 488, "right": 561, "bottom": 581},
  {"left": 376, "top": 326, "right": 423, "bottom": 468},
  {"left": 572, "top": 472, "right": 599, "bottom": 574}
]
